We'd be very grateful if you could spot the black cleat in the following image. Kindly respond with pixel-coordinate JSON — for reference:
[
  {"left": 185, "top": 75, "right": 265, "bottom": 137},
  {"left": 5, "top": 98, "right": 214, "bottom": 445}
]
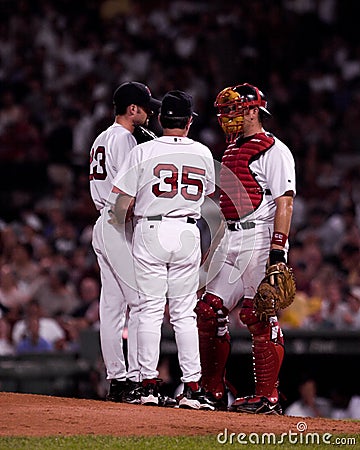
[
  {"left": 204, "top": 391, "right": 229, "bottom": 411},
  {"left": 106, "top": 379, "right": 129, "bottom": 402},
  {"left": 106, "top": 379, "right": 143, "bottom": 404},
  {"left": 230, "top": 395, "right": 282, "bottom": 415},
  {"left": 158, "top": 395, "right": 177, "bottom": 408},
  {"left": 141, "top": 379, "right": 160, "bottom": 406},
  {"left": 122, "top": 380, "right": 142, "bottom": 404},
  {"left": 176, "top": 383, "right": 215, "bottom": 410}
]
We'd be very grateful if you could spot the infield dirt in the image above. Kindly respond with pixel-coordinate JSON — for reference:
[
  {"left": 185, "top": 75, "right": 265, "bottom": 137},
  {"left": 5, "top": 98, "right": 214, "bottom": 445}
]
[{"left": 0, "top": 392, "right": 359, "bottom": 437}]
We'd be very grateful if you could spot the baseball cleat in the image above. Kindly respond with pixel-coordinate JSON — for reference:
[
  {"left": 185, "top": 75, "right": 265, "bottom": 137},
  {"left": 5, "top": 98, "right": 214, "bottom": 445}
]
[
  {"left": 158, "top": 395, "right": 177, "bottom": 408},
  {"left": 106, "top": 379, "right": 143, "bottom": 404},
  {"left": 106, "top": 379, "right": 130, "bottom": 402},
  {"left": 141, "top": 393, "right": 159, "bottom": 406},
  {"left": 176, "top": 383, "right": 215, "bottom": 410},
  {"left": 230, "top": 395, "right": 283, "bottom": 415},
  {"left": 203, "top": 391, "right": 229, "bottom": 411},
  {"left": 140, "top": 379, "right": 160, "bottom": 406},
  {"left": 122, "top": 380, "right": 142, "bottom": 404}
]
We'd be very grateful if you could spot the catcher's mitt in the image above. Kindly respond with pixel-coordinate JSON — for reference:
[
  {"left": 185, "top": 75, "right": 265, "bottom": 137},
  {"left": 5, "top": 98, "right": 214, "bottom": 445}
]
[
  {"left": 253, "top": 262, "right": 296, "bottom": 321},
  {"left": 133, "top": 125, "right": 157, "bottom": 144}
]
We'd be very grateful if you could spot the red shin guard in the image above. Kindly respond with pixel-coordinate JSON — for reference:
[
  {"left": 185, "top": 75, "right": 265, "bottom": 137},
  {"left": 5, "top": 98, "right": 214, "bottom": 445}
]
[
  {"left": 195, "top": 294, "right": 230, "bottom": 399},
  {"left": 240, "top": 298, "right": 284, "bottom": 401},
  {"left": 198, "top": 330, "right": 230, "bottom": 399}
]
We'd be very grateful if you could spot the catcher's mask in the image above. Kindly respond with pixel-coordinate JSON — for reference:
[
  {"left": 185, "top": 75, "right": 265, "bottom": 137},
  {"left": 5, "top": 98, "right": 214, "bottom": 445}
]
[{"left": 214, "top": 83, "right": 271, "bottom": 143}]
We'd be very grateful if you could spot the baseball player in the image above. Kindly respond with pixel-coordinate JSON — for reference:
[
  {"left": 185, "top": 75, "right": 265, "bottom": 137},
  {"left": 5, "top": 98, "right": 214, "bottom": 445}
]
[
  {"left": 111, "top": 91, "right": 216, "bottom": 409},
  {"left": 90, "top": 81, "right": 161, "bottom": 403},
  {"left": 195, "top": 83, "right": 296, "bottom": 414}
]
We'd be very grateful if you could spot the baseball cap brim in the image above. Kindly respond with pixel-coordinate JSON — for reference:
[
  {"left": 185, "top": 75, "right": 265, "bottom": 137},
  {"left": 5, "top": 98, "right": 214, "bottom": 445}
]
[{"left": 149, "top": 98, "right": 162, "bottom": 110}]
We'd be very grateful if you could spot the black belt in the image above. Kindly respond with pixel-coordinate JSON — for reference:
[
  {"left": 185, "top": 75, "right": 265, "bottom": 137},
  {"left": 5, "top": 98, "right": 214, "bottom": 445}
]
[
  {"left": 227, "top": 221, "right": 255, "bottom": 231},
  {"left": 147, "top": 215, "right": 196, "bottom": 224}
]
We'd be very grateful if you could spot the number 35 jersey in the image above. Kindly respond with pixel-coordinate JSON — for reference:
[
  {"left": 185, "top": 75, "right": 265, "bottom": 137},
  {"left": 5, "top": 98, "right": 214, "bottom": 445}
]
[
  {"left": 90, "top": 123, "right": 137, "bottom": 211},
  {"left": 112, "top": 136, "right": 216, "bottom": 219}
]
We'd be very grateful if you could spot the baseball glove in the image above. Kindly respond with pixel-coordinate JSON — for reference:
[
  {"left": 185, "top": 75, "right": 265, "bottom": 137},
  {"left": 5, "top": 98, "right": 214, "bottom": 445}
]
[
  {"left": 253, "top": 262, "right": 296, "bottom": 321},
  {"left": 133, "top": 125, "right": 157, "bottom": 144}
]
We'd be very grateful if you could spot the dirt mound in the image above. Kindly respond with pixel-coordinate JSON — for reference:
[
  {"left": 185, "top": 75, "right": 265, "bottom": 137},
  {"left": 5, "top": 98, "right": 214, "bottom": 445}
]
[{"left": 0, "top": 392, "right": 358, "bottom": 437}]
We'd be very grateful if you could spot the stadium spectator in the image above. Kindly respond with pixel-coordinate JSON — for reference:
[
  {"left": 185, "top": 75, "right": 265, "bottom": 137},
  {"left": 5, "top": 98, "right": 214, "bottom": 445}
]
[
  {"left": 285, "top": 377, "right": 333, "bottom": 418},
  {"left": 338, "top": 286, "right": 360, "bottom": 330},
  {"left": 10, "top": 243, "right": 40, "bottom": 286},
  {"left": 71, "top": 276, "right": 100, "bottom": 330},
  {"left": 12, "top": 299, "right": 66, "bottom": 350},
  {"left": 0, "top": 316, "right": 15, "bottom": 356},
  {"left": 15, "top": 316, "right": 53, "bottom": 354},
  {"left": 0, "top": 264, "right": 32, "bottom": 312},
  {"left": 318, "top": 278, "right": 349, "bottom": 330},
  {"left": 32, "top": 266, "right": 79, "bottom": 318},
  {"left": 332, "top": 395, "right": 360, "bottom": 420}
]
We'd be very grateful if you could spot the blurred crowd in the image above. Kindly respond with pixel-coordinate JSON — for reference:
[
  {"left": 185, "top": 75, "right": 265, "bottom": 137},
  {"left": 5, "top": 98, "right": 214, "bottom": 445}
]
[
  {"left": 1, "top": 0, "right": 360, "bottom": 363},
  {"left": 285, "top": 376, "right": 360, "bottom": 419}
]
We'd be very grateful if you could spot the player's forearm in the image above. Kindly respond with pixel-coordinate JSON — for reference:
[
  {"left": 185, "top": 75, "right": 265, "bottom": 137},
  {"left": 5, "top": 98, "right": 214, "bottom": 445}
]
[
  {"left": 271, "top": 193, "right": 294, "bottom": 250},
  {"left": 114, "top": 194, "right": 135, "bottom": 223}
]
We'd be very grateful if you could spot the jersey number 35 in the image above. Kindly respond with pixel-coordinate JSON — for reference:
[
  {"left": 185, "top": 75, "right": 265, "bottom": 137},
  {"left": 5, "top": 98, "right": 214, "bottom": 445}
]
[{"left": 152, "top": 163, "right": 205, "bottom": 202}]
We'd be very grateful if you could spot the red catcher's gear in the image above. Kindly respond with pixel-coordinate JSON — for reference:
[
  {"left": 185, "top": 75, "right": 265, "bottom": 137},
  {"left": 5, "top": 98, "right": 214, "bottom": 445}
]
[
  {"left": 214, "top": 83, "right": 271, "bottom": 143},
  {"left": 240, "top": 298, "right": 284, "bottom": 400},
  {"left": 220, "top": 133, "right": 274, "bottom": 220},
  {"left": 195, "top": 293, "right": 230, "bottom": 399}
]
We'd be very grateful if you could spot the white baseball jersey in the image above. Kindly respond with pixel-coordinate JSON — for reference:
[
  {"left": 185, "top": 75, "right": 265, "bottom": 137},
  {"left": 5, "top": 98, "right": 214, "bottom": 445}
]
[
  {"left": 245, "top": 136, "right": 296, "bottom": 223},
  {"left": 207, "top": 133, "right": 296, "bottom": 307},
  {"left": 112, "top": 136, "right": 216, "bottom": 218},
  {"left": 113, "top": 135, "right": 216, "bottom": 383},
  {"left": 89, "top": 121, "right": 140, "bottom": 382},
  {"left": 90, "top": 122, "right": 137, "bottom": 211}
]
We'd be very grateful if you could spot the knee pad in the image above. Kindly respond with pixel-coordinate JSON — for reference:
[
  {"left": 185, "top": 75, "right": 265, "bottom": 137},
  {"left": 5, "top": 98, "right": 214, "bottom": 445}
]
[
  {"left": 239, "top": 298, "right": 259, "bottom": 327},
  {"left": 195, "top": 293, "right": 229, "bottom": 337},
  {"left": 240, "top": 298, "right": 284, "bottom": 344}
]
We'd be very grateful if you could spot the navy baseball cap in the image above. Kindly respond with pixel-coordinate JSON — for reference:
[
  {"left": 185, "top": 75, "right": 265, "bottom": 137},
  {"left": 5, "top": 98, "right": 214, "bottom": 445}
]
[
  {"left": 160, "top": 90, "right": 198, "bottom": 118},
  {"left": 113, "top": 82, "right": 161, "bottom": 113}
]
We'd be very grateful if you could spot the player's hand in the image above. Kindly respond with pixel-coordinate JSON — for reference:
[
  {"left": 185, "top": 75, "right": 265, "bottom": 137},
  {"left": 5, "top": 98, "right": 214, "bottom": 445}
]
[
  {"left": 108, "top": 208, "right": 120, "bottom": 226},
  {"left": 107, "top": 208, "right": 127, "bottom": 233},
  {"left": 107, "top": 206, "right": 133, "bottom": 227}
]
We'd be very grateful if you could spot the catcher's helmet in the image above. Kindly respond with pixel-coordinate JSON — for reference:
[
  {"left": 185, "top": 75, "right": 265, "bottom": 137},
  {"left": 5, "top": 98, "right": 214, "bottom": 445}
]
[
  {"left": 214, "top": 83, "right": 270, "bottom": 142},
  {"left": 232, "top": 83, "right": 271, "bottom": 116}
]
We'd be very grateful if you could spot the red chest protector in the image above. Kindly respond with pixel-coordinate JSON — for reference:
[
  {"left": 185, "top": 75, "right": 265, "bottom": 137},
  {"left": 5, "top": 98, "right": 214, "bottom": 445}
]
[{"left": 220, "top": 133, "right": 275, "bottom": 219}]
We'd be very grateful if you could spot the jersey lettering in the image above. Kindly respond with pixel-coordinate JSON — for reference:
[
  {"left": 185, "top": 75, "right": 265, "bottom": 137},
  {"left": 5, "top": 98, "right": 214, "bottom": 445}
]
[
  {"left": 89, "top": 146, "right": 107, "bottom": 180},
  {"left": 181, "top": 165, "right": 205, "bottom": 201},
  {"left": 152, "top": 163, "right": 178, "bottom": 198},
  {"left": 152, "top": 163, "right": 205, "bottom": 201}
]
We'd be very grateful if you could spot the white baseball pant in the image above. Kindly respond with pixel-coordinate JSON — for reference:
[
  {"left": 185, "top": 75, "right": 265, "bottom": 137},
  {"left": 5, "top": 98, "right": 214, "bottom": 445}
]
[
  {"left": 206, "top": 222, "right": 288, "bottom": 310},
  {"left": 92, "top": 209, "right": 140, "bottom": 381},
  {"left": 132, "top": 217, "right": 202, "bottom": 383}
]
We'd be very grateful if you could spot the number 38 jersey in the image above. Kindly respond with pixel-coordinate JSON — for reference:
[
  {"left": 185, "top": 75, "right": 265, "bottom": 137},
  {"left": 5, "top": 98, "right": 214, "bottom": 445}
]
[
  {"left": 90, "top": 123, "right": 137, "bottom": 211},
  {"left": 112, "top": 136, "right": 216, "bottom": 219}
]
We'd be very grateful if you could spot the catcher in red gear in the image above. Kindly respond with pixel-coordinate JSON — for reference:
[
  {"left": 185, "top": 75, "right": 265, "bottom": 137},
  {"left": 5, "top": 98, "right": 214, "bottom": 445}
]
[{"left": 195, "top": 83, "right": 296, "bottom": 414}]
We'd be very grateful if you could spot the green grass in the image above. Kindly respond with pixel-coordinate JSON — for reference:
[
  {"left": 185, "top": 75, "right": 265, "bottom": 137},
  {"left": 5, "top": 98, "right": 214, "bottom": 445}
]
[{"left": 0, "top": 434, "right": 358, "bottom": 450}]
